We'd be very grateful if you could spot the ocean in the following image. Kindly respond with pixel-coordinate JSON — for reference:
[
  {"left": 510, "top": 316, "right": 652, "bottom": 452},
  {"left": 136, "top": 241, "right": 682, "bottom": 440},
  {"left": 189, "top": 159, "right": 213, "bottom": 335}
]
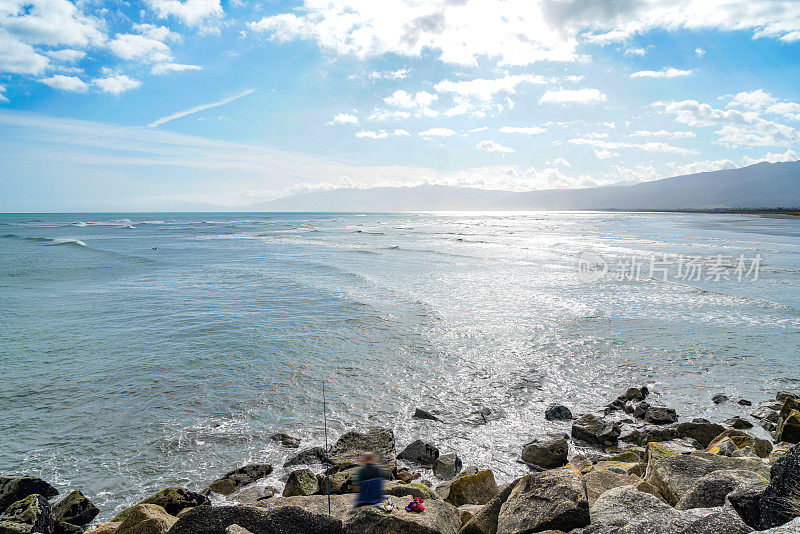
[{"left": 1, "top": 211, "right": 798, "bottom": 520}]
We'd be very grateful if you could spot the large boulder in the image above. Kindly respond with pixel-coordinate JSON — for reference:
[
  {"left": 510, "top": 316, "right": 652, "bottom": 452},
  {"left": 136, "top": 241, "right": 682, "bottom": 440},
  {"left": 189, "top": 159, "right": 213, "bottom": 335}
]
[
  {"left": 397, "top": 440, "right": 439, "bottom": 466},
  {"left": 676, "top": 421, "right": 726, "bottom": 448},
  {"left": 114, "top": 487, "right": 210, "bottom": 521},
  {"left": 0, "top": 494, "right": 55, "bottom": 534},
  {"left": 117, "top": 504, "right": 176, "bottom": 534},
  {"left": 445, "top": 470, "right": 498, "bottom": 507},
  {"left": 168, "top": 503, "right": 342, "bottom": 534},
  {"left": 0, "top": 476, "right": 58, "bottom": 512},
  {"left": 582, "top": 469, "right": 658, "bottom": 506},
  {"left": 413, "top": 408, "right": 440, "bottom": 422},
  {"left": 645, "top": 407, "right": 678, "bottom": 425},
  {"left": 777, "top": 410, "right": 800, "bottom": 444},
  {"left": 433, "top": 453, "right": 462, "bottom": 480},
  {"left": 707, "top": 429, "right": 773, "bottom": 459},
  {"left": 752, "top": 517, "right": 800, "bottom": 533},
  {"left": 283, "top": 447, "right": 329, "bottom": 468},
  {"left": 52, "top": 490, "right": 100, "bottom": 526},
  {"left": 343, "top": 498, "right": 460, "bottom": 534},
  {"left": 680, "top": 506, "right": 753, "bottom": 534},
  {"left": 675, "top": 469, "right": 767, "bottom": 510},
  {"left": 620, "top": 423, "right": 679, "bottom": 447},
  {"left": 460, "top": 481, "right": 517, "bottom": 534},
  {"left": 283, "top": 469, "right": 318, "bottom": 497},
  {"left": 521, "top": 437, "right": 568, "bottom": 469},
  {"left": 206, "top": 465, "right": 274, "bottom": 496},
  {"left": 728, "top": 480, "right": 769, "bottom": 529},
  {"left": 545, "top": 405, "right": 573, "bottom": 421},
  {"left": 760, "top": 443, "right": 800, "bottom": 529},
  {"left": 647, "top": 451, "right": 770, "bottom": 505},
  {"left": 86, "top": 522, "right": 121, "bottom": 533},
  {"left": 572, "top": 415, "right": 620, "bottom": 448},
  {"left": 329, "top": 428, "right": 396, "bottom": 472},
  {"left": 256, "top": 494, "right": 353, "bottom": 521},
  {"left": 383, "top": 481, "right": 434, "bottom": 500},
  {"left": 496, "top": 465, "right": 589, "bottom": 534},
  {"left": 270, "top": 433, "right": 300, "bottom": 449}
]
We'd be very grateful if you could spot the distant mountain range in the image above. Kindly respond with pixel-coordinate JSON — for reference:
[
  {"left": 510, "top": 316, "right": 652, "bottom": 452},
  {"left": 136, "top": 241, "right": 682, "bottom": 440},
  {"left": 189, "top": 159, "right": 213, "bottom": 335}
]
[{"left": 250, "top": 160, "right": 800, "bottom": 212}]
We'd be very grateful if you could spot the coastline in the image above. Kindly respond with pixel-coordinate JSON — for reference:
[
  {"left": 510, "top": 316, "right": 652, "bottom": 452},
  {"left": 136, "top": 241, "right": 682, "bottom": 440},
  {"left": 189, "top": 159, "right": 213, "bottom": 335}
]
[{"left": 3, "top": 386, "right": 799, "bottom": 534}]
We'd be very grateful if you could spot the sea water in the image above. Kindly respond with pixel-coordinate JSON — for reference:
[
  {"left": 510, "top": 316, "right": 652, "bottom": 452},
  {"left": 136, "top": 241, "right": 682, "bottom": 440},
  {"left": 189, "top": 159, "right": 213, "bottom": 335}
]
[{"left": 1, "top": 212, "right": 798, "bottom": 520}]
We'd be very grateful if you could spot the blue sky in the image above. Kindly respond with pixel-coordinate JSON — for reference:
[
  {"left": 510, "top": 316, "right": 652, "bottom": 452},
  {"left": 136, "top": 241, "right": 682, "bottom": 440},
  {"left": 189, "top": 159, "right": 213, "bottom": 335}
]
[{"left": 1, "top": 0, "right": 800, "bottom": 210}]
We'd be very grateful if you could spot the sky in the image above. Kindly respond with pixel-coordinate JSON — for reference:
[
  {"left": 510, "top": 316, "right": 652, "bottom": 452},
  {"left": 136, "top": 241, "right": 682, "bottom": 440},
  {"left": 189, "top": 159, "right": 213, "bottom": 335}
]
[{"left": 1, "top": 0, "right": 800, "bottom": 211}]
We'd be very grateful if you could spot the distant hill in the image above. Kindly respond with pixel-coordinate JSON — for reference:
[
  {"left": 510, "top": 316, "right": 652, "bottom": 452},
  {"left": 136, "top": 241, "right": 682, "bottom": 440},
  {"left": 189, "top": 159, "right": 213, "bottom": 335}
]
[{"left": 250, "top": 160, "right": 800, "bottom": 211}]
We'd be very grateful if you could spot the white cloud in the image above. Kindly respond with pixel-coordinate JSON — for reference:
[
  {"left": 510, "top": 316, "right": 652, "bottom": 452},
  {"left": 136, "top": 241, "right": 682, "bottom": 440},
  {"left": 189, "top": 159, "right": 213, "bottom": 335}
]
[
  {"left": 765, "top": 101, "right": 800, "bottom": 121},
  {"left": 145, "top": 0, "right": 223, "bottom": 26},
  {"left": 499, "top": 126, "right": 545, "bottom": 135},
  {"left": 468, "top": 126, "right": 488, "bottom": 133},
  {"left": 476, "top": 140, "right": 514, "bottom": 153},
  {"left": 669, "top": 159, "right": 737, "bottom": 175},
  {"left": 593, "top": 148, "right": 619, "bottom": 159},
  {"left": 393, "top": 129, "right": 409, "bottom": 136},
  {"left": 151, "top": 63, "right": 202, "bottom": 75},
  {"left": 419, "top": 127, "right": 456, "bottom": 138},
  {"left": 606, "top": 164, "right": 657, "bottom": 184},
  {"left": 695, "top": 47, "right": 705, "bottom": 56},
  {"left": 328, "top": 113, "right": 359, "bottom": 125},
  {"left": 109, "top": 25, "right": 181, "bottom": 64},
  {"left": 39, "top": 74, "right": 88, "bottom": 92},
  {"left": 148, "top": 88, "right": 254, "bottom": 127},
  {"left": 0, "top": 84, "right": 8, "bottom": 103},
  {"left": 727, "top": 89, "right": 776, "bottom": 110},
  {"left": 741, "top": 149, "right": 798, "bottom": 165},
  {"left": 45, "top": 49, "right": 86, "bottom": 63},
  {"left": 369, "top": 67, "right": 410, "bottom": 80},
  {"left": 583, "top": 29, "right": 630, "bottom": 44},
  {"left": 383, "top": 89, "right": 438, "bottom": 116},
  {"left": 539, "top": 88, "right": 607, "bottom": 104},
  {"left": 367, "top": 109, "right": 411, "bottom": 121},
  {"left": 629, "top": 129, "right": 697, "bottom": 138},
  {"left": 569, "top": 136, "right": 698, "bottom": 155},
  {"left": 92, "top": 74, "right": 142, "bottom": 95},
  {"left": 356, "top": 129, "right": 388, "bottom": 139},
  {"left": 624, "top": 47, "right": 646, "bottom": 56},
  {"left": 630, "top": 68, "right": 692, "bottom": 79},
  {"left": 434, "top": 74, "right": 546, "bottom": 101}
]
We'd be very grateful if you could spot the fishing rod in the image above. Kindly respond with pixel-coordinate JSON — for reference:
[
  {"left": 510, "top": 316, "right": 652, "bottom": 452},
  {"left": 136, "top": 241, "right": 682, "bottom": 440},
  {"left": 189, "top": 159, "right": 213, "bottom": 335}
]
[{"left": 323, "top": 380, "right": 331, "bottom": 516}]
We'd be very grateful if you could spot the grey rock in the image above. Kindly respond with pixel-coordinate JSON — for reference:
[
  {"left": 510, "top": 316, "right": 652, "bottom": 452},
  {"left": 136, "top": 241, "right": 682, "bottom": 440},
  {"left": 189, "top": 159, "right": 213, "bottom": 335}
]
[
  {"left": 282, "top": 469, "right": 318, "bottom": 497},
  {"left": 728, "top": 480, "right": 769, "bottom": 529},
  {"left": 521, "top": 437, "right": 568, "bottom": 469},
  {"left": 283, "top": 447, "right": 328, "bottom": 468},
  {"left": 433, "top": 453, "right": 462, "bottom": 480},
  {"left": 760, "top": 443, "right": 800, "bottom": 529},
  {"left": 753, "top": 516, "right": 800, "bottom": 533},
  {"left": 460, "top": 481, "right": 517, "bottom": 534},
  {"left": 445, "top": 469, "right": 498, "bottom": 507},
  {"left": 168, "top": 503, "right": 342, "bottom": 534},
  {"left": 344, "top": 497, "right": 460, "bottom": 534},
  {"left": 270, "top": 433, "right": 300, "bottom": 449},
  {"left": 727, "top": 417, "right": 755, "bottom": 430},
  {"left": 620, "top": 422, "right": 679, "bottom": 447},
  {"left": 572, "top": 415, "right": 621, "bottom": 447},
  {"left": 0, "top": 476, "right": 58, "bottom": 512},
  {"left": 52, "top": 490, "right": 99, "bottom": 526},
  {"left": 225, "top": 525, "right": 253, "bottom": 534},
  {"left": 740, "top": 399, "right": 754, "bottom": 406},
  {"left": 397, "top": 439, "right": 439, "bottom": 466},
  {"left": 589, "top": 485, "right": 681, "bottom": 533},
  {"left": 645, "top": 407, "right": 678, "bottom": 425},
  {"left": 753, "top": 406, "right": 781, "bottom": 423},
  {"left": 206, "top": 464, "right": 273, "bottom": 496},
  {"left": 633, "top": 401, "right": 650, "bottom": 420},
  {"left": 329, "top": 428, "right": 396, "bottom": 472},
  {"left": 676, "top": 421, "right": 727, "bottom": 448},
  {"left": 545, "top": 404, "right": 573, "bottom": 421},
  {"left": 496, "top": 466, "right": 589, "bottom": 534},
  {"left": 680, "top": 506, "right": 753, "bottom": 534},
  {"left": 713, "top": 393, "right": 730, "bottom": 404},
  {"left": 0, "top": 494, "right": 55, "bottom": 534},
  {"left": 413, "top": 408, "right": 440, "bottom": 421},
  {"left": 114, "top": 487, "right": 210, "bottom": 522},
  {"left": 625, "top": 388, "right": 644, "bottom": 401},
  {"left": 675, "top": 469, "right": 767, "bottom": 510}
]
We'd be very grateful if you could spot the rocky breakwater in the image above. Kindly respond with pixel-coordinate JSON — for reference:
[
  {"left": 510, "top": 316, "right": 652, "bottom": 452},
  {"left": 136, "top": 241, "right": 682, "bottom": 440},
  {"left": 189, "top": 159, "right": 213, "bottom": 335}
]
[{"left": 3, "top": 388, "right": 800, "bottom": 533}]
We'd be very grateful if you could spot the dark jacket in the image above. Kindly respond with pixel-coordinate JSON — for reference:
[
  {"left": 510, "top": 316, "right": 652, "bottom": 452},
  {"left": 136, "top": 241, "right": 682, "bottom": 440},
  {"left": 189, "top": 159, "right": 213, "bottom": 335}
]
[{"left": 354, "top": 463, "right": 388, "bottom": 506}]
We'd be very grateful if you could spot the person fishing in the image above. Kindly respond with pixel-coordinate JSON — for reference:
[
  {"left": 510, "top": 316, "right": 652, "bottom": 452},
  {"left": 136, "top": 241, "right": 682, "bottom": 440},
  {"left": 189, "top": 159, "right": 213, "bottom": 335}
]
[{"left": 352, "top": 452, "right": 389, "bottom": 507}]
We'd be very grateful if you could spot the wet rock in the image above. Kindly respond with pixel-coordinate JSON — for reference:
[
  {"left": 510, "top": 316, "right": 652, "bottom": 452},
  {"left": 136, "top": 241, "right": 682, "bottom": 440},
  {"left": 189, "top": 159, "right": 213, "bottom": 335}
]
[
  {"left": 726, "top": 416, "right": 755, "bottom": 430},
  {"left": 283, "top": 469, "right": 318, "bottom": 497},
  {"left": 707, "top": 429, "right": 773, "bottom": 459},
  {"left": 344, "top": 497, "right": 460, "bottom": 534},
  {"left": 521, "top": 437, "right": 568, "bottom": 469},
  {"left": 206, "top": 465, "right": 274, "bottom": 496},
  {"left": 713, "top": 393, "right": 730, "bottom": 404},
  {"left": 397, "top": 439, "right": 439, "bottom": 466},
  {"left": 545, "top": 404, "right": 573, "bottom": 421},
  {"left": 433, "top": 453, "right": 462, "bottom": 481},
  {"left": 739, "top": 399, "right": 753, "bottom": 406},
  {"left": 572, "top": 415, "right": 621, "bottom": 448},
  {"left": 115, "top": 487, "right": 211, "bottom": 521},
  {"left": 445, "top": 469, "right": 498, "bottom": 507},
  {"left": 283, "top": 447, "right": 328, "bottom": 468},
  {"left": 777, "top": 392, "right": 798, "bottom": 403},
  {"left": 460, "top": 481, "right": 517, "bottom": 534},
  {"left": 625, "top": 388, "right": 645, "bottom": 401},
  {"left": 753, "top": 406, "right": 781, "bottom": 423},
  {"left": 633, "top": 401, "right": 650, "bottom": 420},
  {"left": 394, "top": 468, "right": 420, "bottom": 483},
  {"left": 728, "top": 480, "right": 769, "bottom": 529},
  {"left": 620, "top": 422, "right": 680, "bottom": 446},
  {"left": 329, "top": 428, "right": 396, "bottom": 472},
  {"left": 413, "top": 408, "right": 440, "bottom": 421},
  {"left": 116, "top": 504, "right": 176, "bottom": 534},
  {"left": 582, "top": 469, "right": 659, "bottom": 506},
  {"left": 0, "top": 494, "right": 55, "bottom": 534},
  {"left": 169, "top": 502, "right": 343, "bottom": 534},
  {"left": 52, "top": 490, "right": 100, "bottom": 526},
  {"left": 777, "top": 409, "right": 800, "bottom": 444},
  {"left": 270, "top": 433, "right": 300, "bottom": 449},
  {"left": 675, "top": 469, "right": 767, "bottom": 510},
  {"left": 0, "top": 476, "right": 59, "bottom": 512},
  {"left": 676, "top": 421, "right": 726, "bottom": 448},
  {"left": 760, "top": 443, "right": 800, "bottom": 529},
  {"left": 497, "top": 466, "right": 589, "bottom": 534},
  {"left": 645, "top": 407, "right": 678, "bottom": 425},
  {"left": 465, "top": 407, "right": 504, "bottom": 426}
]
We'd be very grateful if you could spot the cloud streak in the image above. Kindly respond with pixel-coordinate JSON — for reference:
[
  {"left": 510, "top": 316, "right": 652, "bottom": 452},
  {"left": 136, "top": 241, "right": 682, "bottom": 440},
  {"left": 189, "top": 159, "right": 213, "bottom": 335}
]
[{"left": 148, "top": 89, "right": 255, "bottom": 128}]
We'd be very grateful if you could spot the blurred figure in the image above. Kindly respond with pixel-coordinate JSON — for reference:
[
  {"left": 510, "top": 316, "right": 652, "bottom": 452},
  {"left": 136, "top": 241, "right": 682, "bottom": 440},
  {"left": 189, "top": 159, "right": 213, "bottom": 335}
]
[{"left": 353, "top": 452, "right": 389, "bottom": 507}]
